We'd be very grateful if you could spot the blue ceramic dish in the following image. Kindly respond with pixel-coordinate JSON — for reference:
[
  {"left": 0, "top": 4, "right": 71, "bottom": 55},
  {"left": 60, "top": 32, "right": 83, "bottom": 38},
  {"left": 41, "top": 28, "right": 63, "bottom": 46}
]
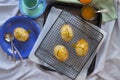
[{"left": 0, "top": 16, "right": 41, "bottom": 59}]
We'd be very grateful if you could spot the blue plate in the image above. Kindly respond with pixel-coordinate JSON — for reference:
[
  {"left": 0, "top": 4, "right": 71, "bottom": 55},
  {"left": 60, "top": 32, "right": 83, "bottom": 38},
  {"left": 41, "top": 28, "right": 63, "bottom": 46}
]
[{"left": 0, "top": 16, "right": 41, "bottom": 59}]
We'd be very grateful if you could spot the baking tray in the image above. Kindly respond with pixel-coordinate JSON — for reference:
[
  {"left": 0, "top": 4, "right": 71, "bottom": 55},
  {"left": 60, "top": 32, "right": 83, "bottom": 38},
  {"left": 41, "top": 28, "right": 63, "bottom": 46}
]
[
  {"left": 44, "top": 1, "right": 102, "bottom": 27},
  {"left": 35, "top": 5, "right": 103, "bottom": 80},
  {"left": 41, "top": 1, "right": 102, "bottom": 76}
]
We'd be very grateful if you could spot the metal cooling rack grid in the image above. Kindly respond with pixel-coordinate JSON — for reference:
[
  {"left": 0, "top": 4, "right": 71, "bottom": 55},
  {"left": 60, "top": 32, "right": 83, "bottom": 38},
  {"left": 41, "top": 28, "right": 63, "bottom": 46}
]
[{"left": 35, "top": 10, "right": 103, "bottom": 79}]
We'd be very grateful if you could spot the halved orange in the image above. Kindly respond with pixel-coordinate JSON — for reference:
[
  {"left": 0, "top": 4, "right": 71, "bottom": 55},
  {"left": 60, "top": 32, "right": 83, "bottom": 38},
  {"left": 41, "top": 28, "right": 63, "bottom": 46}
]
[{"left": 79, "top": 0, "right": 92, "bottom": 4}]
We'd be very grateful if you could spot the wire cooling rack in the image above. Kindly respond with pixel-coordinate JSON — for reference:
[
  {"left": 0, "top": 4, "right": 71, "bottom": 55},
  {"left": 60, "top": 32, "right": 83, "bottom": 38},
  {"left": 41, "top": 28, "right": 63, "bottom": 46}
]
[{"left": 35, "top": 10, "right": 103, "bottom": 79}]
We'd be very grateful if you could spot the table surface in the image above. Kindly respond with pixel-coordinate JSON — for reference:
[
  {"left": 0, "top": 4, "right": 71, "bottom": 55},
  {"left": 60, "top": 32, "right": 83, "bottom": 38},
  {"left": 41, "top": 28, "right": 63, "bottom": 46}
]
[{"left": 0, "top": 0, "right": 120, "bottom": 80}]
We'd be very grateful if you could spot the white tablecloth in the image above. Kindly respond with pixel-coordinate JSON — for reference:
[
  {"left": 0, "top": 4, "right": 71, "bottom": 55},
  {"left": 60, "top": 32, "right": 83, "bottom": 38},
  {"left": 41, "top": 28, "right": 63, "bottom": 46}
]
[{"left": 0, "top": 0, "right": 120, "bottom": 80}]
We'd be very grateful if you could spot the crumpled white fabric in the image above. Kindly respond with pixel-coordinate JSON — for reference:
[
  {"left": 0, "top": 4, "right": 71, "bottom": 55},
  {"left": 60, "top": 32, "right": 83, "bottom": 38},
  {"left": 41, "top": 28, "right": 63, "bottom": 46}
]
[
  {"left": 0, "top": 0, "right": 120, "bottom": 80},
  {"left": 0, "top": 46, "right": 69, "bottom": 80},
  {"left": 0, "top": 0, "right": 19, "bottom": 26},
  {"left": 87, "top": 0, "right": 120, "bottom": 80}
]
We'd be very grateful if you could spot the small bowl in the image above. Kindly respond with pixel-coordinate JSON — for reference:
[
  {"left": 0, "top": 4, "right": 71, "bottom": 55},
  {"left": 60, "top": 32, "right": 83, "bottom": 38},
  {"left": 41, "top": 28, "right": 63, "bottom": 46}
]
[{"left": 81, "top": 5, "right": 96, "bottom": 21}]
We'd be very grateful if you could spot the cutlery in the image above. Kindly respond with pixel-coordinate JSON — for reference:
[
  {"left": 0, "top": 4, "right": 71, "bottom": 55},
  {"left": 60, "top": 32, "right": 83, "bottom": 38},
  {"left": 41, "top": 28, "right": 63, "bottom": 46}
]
[
  {"left": 4, "top": 33, "right": 16, "bottom": 61},
  {"left": 95, "top": 9, "right": 109, "bottom": 13},
  {"left": 4, "top": 33, "right": 23, "bottom": 60}
]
